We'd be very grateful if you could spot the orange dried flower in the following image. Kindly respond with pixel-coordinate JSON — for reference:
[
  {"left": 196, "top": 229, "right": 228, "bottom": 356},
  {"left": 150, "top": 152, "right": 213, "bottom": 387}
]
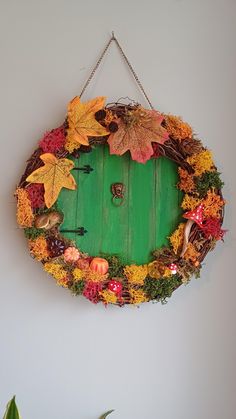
[
  {"left": 28, "top": 236, "right": 49, "bottom": 261},
  {"left": 83, "top": 268, "right": 108, "bottom": 283},
  {"left": 203, "top": 191, "right": 225, "bottom": 218},
  {"left": 16, "top": 188, "right": 34, "bottom": 227},
  {"left": 178, "top": 168, "right": 195, "bottom": 193},
  {"left": 164, "top": 114, "right": 193, "bottom": 140}
]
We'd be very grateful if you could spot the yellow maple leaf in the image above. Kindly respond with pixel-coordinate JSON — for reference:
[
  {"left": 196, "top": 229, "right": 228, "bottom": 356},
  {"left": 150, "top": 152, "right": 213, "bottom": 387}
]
[
  {"left": 26, "top": 153, "right": 76, "bottom": 208},
  {"left": 66, "top": 96, "right": 109, "bottom": 149}
]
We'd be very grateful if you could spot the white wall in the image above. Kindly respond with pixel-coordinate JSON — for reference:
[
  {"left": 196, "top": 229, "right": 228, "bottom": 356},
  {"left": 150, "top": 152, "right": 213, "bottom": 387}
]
[{"left": 0, "top": 1, "right": 235, "bottom": 418}]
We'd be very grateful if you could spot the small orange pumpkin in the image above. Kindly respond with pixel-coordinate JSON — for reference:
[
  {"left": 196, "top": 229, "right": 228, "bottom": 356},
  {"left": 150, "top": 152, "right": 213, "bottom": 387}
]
[{"left": 90, "top": 257, "right": 109, "bottom": 275}]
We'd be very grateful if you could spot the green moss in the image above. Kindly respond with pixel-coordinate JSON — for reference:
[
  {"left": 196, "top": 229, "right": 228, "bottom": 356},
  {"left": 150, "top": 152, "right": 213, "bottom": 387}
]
[
  {"left": 196, "top": 171, "right": 224, "bottom": 197},
  {"left": 24, "top": 227, "right": 45, "bottom": 239},
  {"left": 70, "top": 280, "right": 85, "bottom": 295},
  {"left": 143, "top": 275, "right": 182, "bottom": 303},
  {"left": 101, "top": 254, "right": 125, "bottom": 278}
]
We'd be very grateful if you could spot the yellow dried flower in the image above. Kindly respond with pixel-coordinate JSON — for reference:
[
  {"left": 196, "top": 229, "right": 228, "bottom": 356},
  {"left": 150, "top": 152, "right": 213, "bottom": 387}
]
[
  {"left": 72, "top": 268, "right": 83, "bottom": 281},
  {"left": 178, "top": 168, "right": 195, "bottom": 193},
  {"left": 164, "top": 114, "right": 193, "bottom": 140},
  {"left": 28, "top": 236, "right": 49, "bottom": 261},
  {"left": 44, "top": 262, "right": 68, "bottom": 286},
  {"left": 181, "top": 194, "right": 202, "bottom": 211},
  {"left": 147, "top": 261, "right": 171, "bottom": 279},
  {"left": 124, "top": 264, "right": 148, "bottom": 285},
  {"left": 203, "top": 191, "right": 225, "bottom": 218},
  {"left": 163, "top": 267, "right": 172, "bottom": 278},
  {"left": 99, "top": 290, "right": 118, "bottom": 305},
  {"left": 16, "top": 188, "right": 34, "bottom": 227},
  {"left": 186, "top": 150, "right": 214, "bottom": 176},
  {"left": 65, "top": 136, "right": 79, "bottom": 153},
  {"left": 169, "top": 223, "right": 185, "bottom": 254},
  {"left": 129, "top": 288, "right": 148, "bottom": 305},
  {"left": 183, "top": 243, "right": 200, "bottom": 265}
]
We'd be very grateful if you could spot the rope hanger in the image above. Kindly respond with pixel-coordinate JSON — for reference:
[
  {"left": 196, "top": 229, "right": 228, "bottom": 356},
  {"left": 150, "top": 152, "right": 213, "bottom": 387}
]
[{"left": 79, "top": 32, "right": 154, "bottom": 110}]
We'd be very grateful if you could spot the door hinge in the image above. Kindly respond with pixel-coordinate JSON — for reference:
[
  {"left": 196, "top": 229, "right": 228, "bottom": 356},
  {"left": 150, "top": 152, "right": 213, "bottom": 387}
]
[
  {"left": 73, "top": 164, "right": 93, "bottom": 174},
  {"left": 60, "top": 227, "right": 88, "bottom": 236}
]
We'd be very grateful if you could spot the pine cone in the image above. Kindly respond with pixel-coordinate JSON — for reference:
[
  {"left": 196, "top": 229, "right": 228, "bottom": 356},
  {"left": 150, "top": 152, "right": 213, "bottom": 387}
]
[
  {"left": 47, "top": 237, "right": 66, "bottom": 257},
  {"left": 178, "top": 138, "right": 203, "bottom": 157}
]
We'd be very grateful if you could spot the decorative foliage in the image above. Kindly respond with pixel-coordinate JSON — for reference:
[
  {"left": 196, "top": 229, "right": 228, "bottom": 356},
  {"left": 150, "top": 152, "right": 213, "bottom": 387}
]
[
  {"left": 39, "top": 126, "right": 66, "bottom": 153},
  {"left": 163, "top": 114, "right": 193, "bottom": 140},
  {"left": 181, "top": 194, "right": 202, "bottom": 211},
  {"left": 16, "top": 95, "right": 226, "bottom": 306},
  {"left": 195, "top": 171, "right": 224, "bottom": 197},
  {"left": 202, "top": 217, "right": 226, "bottom": 240},
  {"left": 3, "top": 396, "right": 21, "bottom": 419},
  {"left": 28, "top": 236, "right": 49, "bottom": 261},
  {"left": 44, "top": 262, "right": 68, "bottom": 282},
  {"left": 129, "top": 288, "right": 148, "bottom": 304},
  {"left": 202, "top": 190, "right": 225, "bottom": 218},
  {"left": 26, "top": 153, "right": 76, "bottom": 208},
  {"left": 27, "top": 183, "right": 45, "bottom": 209},
  {"left": 66, "top": 96, "right": 109, "bottom": 151},
  {"left": 108, "top": 107, "right": 169, "bottom": 163},
  {"left": 16, "top": 188, "right": 34, "bottom": 227},
  {"left": 123, "top": 264, "right": 148, "bottom": 285},
  {"left": 178, "top": 168, "right": 195, "bottom": 193},
  {"left": 186, "top": 150, "right": 214, "bottom": 176}
]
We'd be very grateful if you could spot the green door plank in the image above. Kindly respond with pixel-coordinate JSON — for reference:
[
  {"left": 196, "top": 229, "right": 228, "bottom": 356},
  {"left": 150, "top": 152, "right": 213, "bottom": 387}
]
[
  {"left": 155, "top": 157, "right": 183, "bottom": 249},
  {"left": 58, "top": 148, "right": 104, "bottom": 256},
  {"left": 57, "top": 156, "right": 78, "bottom": 243},
  {"left": 74, "top": 147, "right": 104, "bottom": 255},
  {"left": 100, "top": 146, "right": 130, "bottom": 262},
  {"left": 128, "top": 158, "right": 156, "bottom": 265}
]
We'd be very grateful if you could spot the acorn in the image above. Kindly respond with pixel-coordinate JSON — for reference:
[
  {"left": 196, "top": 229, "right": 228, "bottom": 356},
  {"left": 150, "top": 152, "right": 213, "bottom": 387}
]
[
  {"left": 95, "top": 109, "right": 106, "bottom": 121},
  {"left": 108, "top": 121, "right": 119, "bottom": 133},
  {"left": 34, "top": 211, "right": 63, "bottom": 230}
]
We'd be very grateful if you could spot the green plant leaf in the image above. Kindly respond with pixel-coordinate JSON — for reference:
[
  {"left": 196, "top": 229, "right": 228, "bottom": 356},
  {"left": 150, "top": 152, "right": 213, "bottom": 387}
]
[
  {"left": 99, "top": 410, "right": 114, "bottom": 419},
  {"left": 3, "top": 397, "right": 21, "bottom": 419}
]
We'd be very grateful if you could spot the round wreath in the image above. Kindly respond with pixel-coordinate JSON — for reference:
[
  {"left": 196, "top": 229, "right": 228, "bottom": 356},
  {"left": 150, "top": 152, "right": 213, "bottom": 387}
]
[{"left": 16, "top": 96, "right": 226, "bottom": 306}]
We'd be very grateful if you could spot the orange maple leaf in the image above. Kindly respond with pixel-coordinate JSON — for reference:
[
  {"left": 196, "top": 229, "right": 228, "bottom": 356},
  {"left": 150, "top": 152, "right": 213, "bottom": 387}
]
[
  {"left": 26, "top": 153, "right": 76, "bottom": 208},
  {"left": 107, "top": 107, "right": 169, "bottom": 163},
  {"left": 66, "top": 96, "right": 109, "bottom": 148}
]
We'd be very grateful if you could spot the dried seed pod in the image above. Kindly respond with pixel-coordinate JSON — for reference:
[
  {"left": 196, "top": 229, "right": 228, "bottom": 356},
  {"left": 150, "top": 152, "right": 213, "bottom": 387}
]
[{"left": 34, "top": 211, "right": 63, "bottom": 230}]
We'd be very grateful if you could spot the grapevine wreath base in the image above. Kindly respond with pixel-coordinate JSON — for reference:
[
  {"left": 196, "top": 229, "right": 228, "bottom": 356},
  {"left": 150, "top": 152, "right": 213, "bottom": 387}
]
[{"left": 16, "top": 96, "right": 226, "bottom": 306}]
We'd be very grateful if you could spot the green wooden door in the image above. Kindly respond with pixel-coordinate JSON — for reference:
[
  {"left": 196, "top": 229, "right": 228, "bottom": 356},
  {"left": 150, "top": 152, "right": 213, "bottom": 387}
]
[{"left": 57, "top": 145, "right": 183, "bottom": 265}]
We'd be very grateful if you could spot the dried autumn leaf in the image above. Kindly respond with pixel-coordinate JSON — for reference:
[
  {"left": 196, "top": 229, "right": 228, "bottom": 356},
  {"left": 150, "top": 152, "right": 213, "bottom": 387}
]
[
  {"left": 66, "top": 96, "right": 109, "bottom": 148},
  {"left": 26, "top": 153, "right": 76, "bottom": 208},
  {"left": 108, "top": 107, "right": 169, "bottom": 163}
]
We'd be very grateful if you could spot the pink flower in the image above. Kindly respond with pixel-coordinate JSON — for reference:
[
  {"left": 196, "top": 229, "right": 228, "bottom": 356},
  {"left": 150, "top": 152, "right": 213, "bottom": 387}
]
[{"left": 64, "top": 247, "right": 80, "bottom": 263}]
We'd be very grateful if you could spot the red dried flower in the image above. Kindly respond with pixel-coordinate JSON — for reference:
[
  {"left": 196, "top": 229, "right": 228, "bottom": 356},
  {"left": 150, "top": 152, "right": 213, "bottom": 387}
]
[
  {"left": 202, "top": 217, "right": 226, "bottom": 240},
  {"left": 39, "top": 126, "right": 66, "bottom": 153},
  {"left": 83, "top": 281, "right": 103, "bottom": 304},
  {"left": 27, "top": 184, "right": 45, "bottom": 208}
]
